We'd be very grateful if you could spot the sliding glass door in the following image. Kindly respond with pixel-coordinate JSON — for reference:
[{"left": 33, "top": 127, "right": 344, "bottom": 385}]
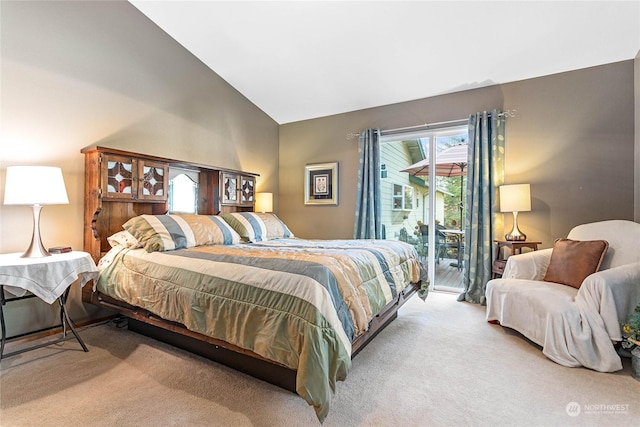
[{"left": 380, "top": 125, "right": 468, "bottom": 291}]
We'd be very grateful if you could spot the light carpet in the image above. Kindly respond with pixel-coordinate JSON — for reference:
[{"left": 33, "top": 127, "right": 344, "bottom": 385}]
[{"left": 1, "top": 291, "right": 638, "bottom": 426}]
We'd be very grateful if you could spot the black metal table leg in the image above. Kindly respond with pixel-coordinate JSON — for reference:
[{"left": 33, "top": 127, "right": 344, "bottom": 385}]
[
  {"left": 1, "top": 285, "right": 6, "bottom": 359},
  {"left": 59, "top": 287, "right": 88, "bottom": 352},
  {"left": 0, "top": 285, "right": 88, "bottom": 359}
]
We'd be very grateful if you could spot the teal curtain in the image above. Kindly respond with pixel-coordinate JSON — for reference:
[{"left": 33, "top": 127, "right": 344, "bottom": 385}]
[
  {"left": 458, "top": 110, "right": 505, "bottom": 304},
  {"left": 353, "top": 129, "right": 382, "bottom": 239}
]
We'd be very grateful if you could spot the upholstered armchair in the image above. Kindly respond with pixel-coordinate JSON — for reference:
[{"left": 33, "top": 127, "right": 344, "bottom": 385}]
[{"left": 486, "top": 220, "right": 640, "bottom": 372}]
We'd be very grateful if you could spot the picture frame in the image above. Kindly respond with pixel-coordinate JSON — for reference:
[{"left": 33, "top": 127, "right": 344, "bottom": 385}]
[{"left": 304, "top": 162, "right": 338, "bottom": 205}]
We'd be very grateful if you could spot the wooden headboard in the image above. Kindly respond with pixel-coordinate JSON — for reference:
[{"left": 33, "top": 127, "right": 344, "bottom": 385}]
[{"left": 82, "top": 146, "right": 259, "bottom": 264}]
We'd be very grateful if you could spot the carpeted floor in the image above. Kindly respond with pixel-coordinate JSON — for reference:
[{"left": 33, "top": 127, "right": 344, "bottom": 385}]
[{"left": 1, "top": 291, "right": 638, "bottom": 426}]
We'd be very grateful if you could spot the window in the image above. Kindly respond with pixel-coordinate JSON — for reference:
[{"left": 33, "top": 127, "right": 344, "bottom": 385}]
[
  {"left": 168, "top": 168, "right": 199, "bottom": 214},
  {"left": 392, "top": 183, "right": 414, "bottom": 210}
]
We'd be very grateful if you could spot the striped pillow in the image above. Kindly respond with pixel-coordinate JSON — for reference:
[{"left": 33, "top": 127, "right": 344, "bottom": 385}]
[
  {"left": 221, "top": 212, "right": 294, "bottom": 242},
  {"left": 123, "top": 214, "right": 241, "bottom": 252}
]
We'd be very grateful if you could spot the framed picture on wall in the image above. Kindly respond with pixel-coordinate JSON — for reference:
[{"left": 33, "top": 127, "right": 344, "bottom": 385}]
[{"left": 304, "top": 162, "right": 338, "bottom": 205}]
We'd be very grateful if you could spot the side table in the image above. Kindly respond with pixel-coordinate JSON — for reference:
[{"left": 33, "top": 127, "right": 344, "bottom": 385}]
[
  {"left": 492, "top": 240, "right": 541, "bottom": 279},
  {"left": 0, "top": 251, "right": 99, "bottom": 359}
]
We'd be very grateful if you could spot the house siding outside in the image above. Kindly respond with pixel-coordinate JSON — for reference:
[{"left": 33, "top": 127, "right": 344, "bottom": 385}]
[{"left": 380, "top": 141, "right": 445, "bottom": 241}]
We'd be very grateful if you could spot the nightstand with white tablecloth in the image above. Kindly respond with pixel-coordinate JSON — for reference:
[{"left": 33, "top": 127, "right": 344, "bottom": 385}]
[{"left": 0, "top": 251, "right": 99, "bottom": 359}]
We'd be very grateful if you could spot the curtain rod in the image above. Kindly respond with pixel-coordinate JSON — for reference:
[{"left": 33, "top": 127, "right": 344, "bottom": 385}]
[{"left": 346, "top": 109, "right": 517, "bottom": 140}]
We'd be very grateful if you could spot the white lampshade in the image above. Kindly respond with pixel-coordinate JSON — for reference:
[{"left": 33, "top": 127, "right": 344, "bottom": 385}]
[
  {"left": 499, "top": 183, "right": 531, "bottom": 242},
  {"left": 499, "top": 184, "right": 531, "bottom": 213},
  {"left": 4, "top": 166, "right": 69, "bottom": 257},
  {"left": 255, "top": 192, "right": 273, "bottom": 213},
  {"left": 4, "top": 166, "right": 69, "bottom": 205}
]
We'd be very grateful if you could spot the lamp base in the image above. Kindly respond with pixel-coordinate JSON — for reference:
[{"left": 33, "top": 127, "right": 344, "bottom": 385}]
[
  {"left": 21, "top": 205, "right": 51, "bottom": 258},
  {"left": 505, "top": 233, "right": 527, "bottom": 242},
  {"left": 505, "top": 211, "right": 527, "bottom": 242}
]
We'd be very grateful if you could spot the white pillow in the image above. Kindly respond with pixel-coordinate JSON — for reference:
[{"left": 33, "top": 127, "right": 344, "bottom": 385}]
[{"left": 107, "top": 230, "right": 141, "bottom": 249}]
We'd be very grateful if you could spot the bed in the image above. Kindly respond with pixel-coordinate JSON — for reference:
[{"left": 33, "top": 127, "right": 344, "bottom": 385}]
[{"left": 81, "top": 146, "right": 426, "bottom": 422}]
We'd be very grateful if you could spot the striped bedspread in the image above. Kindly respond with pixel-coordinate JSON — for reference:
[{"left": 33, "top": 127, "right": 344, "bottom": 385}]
[{"left": 96, "top": 238, "right": 424, "bottom": 421}]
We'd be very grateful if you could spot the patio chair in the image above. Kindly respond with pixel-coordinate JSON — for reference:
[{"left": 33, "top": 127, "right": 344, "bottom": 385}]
[
  {"left": 440, "top": 228, "right": 464, "bottom": 270},
  {"left": 417, "top": 223, "right": 447, "bottom": 263}
]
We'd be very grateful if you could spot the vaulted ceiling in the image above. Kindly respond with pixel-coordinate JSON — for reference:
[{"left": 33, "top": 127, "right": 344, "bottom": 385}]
[{"left": 130, "top": 1, "right": 640, "bottom": 124}]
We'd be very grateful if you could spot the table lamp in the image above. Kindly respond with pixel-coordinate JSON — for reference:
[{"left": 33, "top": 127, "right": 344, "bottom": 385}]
[
  {"left": 499, "top": 183, "right": 531, "bottom": 241},
  {"left": 255, "top": 192, "right": 273, "bottom": 213},
  {"left": 3, "top": 166, "right": 69, "bottom": 257}
]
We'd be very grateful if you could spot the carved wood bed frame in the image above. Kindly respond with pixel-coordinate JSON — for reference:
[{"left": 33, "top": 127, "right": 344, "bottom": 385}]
[{"left": 81, "top": 145, "right": 420, "bottom": 393}]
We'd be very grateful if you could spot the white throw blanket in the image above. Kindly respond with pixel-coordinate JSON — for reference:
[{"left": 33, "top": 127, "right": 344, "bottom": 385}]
[{"left": 486, "top": 220, "right": 640, "bottom": 372}]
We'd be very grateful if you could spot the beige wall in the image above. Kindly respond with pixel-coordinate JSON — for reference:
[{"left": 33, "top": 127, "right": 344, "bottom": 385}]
[
  {"left": 0, "top": 1, "right": 279, "bottom": 336},
  {"left": 279, "top": 61, "right": 635, "bottom": 244},
  {"left": 1, "top": 1, "right": 636, "bottom": 338},
  {"left": 635, "top": 52, "right": 640, "bottom": 222}
]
